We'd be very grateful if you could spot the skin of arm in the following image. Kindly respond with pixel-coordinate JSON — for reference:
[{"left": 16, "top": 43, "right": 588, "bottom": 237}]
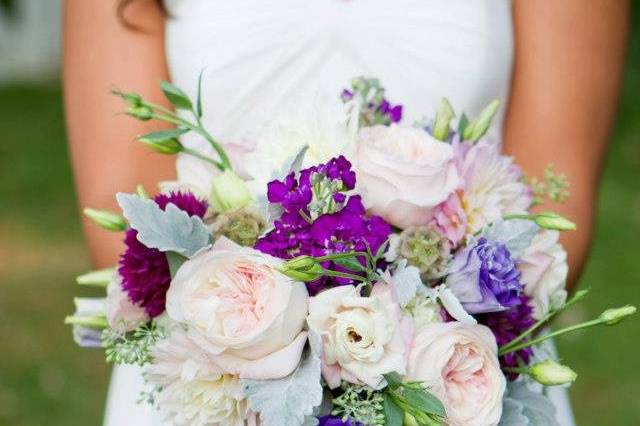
[
  {"left": 504, "top": 0, "right": 629, "bottom": 288},
  {"left": 63, "top": 0, "right": 174, "bottom": 268}
]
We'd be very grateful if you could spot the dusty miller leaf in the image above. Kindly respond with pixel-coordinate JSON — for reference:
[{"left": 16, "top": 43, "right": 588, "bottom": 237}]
[
  {"left": 116, "top": 193, "right": 211, "bottom": 258},
  {"left": 480, "top": 219, "right": 539, "bottom": 258},
  {"left": 498, "top": 382, "right": 560, "bottom": 426},
  {"left": 241, "top": 346, "right": 323, "bottom": 426}
]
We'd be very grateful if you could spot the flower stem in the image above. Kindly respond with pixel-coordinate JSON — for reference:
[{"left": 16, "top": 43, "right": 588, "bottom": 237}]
[
  {"left": 182, "top": 148, "right": 223, "bottom": 168},
  {"left": 499, "top": 318, "right": 603, "bottom": 356},
  {"left": 500, "top": 290, "right": 588, "bottom": 352},
  {"left": 320, "top": 269, "right": 368, "bottom": 283}
]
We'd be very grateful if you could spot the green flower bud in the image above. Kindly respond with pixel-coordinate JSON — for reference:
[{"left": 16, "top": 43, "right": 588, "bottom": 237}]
[
  {"left": 432, "top": 98, "right": 455, "bottom": 141},
  {"left": 529, "top": 360, "right": 578, "bottom": 386},
  {"left": 281, "top": 256, "right": 325, "bottom": 282},
  {"left": 599, "top": 305, "right": 637, "bottom": 326},
  {"left": 463, "top": 99, "right": 500, "bottom": 142},
  {"left": 138, "top": 135, "right": 183, "bottom": 154},
  {"left": 64, "top": 314, "right": 108, "bottom": 329},
  {"left": 127, "top": 105, "right": 153, "bottom": 121},
  {"left": 83, "top": 208, "right": 128, "bottom": 231},
  {"left": 534, "top": 212, "right": 576, "bottom": 231},
  {"left": 403, "top": 412, "right": 420, "bottom": 426},
  {"left": 209, "top": 170, "right": 253, "bottom": 213},
  {"left": 76, "top": 267, "right": 116, "bottom": 288}
]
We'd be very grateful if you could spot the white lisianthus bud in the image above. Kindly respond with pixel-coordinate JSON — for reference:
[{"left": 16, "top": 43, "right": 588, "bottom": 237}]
[
  {"left": 528, "top": 360, "right": 577, "bottom": 386},
  {"left": 599, "top": 305, "right": 637, "bottom": 325},
  {"left": 209, "top": 170, "right": 253, "bottom": 213},
  {"left": 534, "top": 212, "right": 576, "bottom": 231},
  {"left": 83, "top": 208, "right": 128, "bottom": 231}
]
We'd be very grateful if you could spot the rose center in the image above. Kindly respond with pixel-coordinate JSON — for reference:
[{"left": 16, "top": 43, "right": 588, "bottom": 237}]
[{"left": 347, "top": 329, "right": 363, "bottom": 343}]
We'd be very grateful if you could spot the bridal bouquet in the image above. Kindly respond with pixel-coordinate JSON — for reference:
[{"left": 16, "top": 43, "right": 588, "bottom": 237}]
[{"left": 67, "top": 77, "right": 635, "bottom": 426}]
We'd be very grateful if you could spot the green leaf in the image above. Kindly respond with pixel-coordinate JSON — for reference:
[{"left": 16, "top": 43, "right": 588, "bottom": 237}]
[
  {"left": 383, "top": 393, "right": 403, "bottom": 426},
  {"left": 138, "top": 128, "right": 189, "bottom": 142},
  {"left": 166, "top": 251, "right": 187, "bottom": 278},
  {"left": 383, "top": 372, "right": 403, "bottom": 390},
  {"left": 196, "top": 70, "right": 205, "bottom": 118},
  {"left": 404, "top": 388, "right": 446, "bottom": 418},
  {"left": 160, "top": 81, "right": 193, "bottom": 110},
  {"left": 333, "top": 257, "right": 366, "bottom": 272}
]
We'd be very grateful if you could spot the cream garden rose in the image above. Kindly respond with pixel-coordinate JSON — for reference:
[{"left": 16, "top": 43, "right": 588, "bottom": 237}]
[
  {"left": 406, "top": 322, "right": 506, "bottom": 426},
  {"left": 352, "top": 125, "right": 460, "bottom": 229},
  {"left": 166, "top": 238, "right": 309, "bottom": 380},
  {"left": 307, "top": 283, "right": 410, "bottom": 390}
]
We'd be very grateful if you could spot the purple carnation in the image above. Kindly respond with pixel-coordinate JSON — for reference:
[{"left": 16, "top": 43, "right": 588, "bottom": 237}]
[
  {"left": 118, "top": 191, "right": 208, "bottom": 317},
  {"left": 446, "top": 237, "right": 523, "bottom": 314},
  {"left": 478, "top": 294, "right": 536, "bottom": 378},
  {"left": 255, "top": 157, "right": 391, "bottom": 294}
]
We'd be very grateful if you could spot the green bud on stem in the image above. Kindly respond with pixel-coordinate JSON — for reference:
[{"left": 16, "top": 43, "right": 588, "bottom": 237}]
[
  {"left": 534, "top": 212, "right": 576, "bottom": 231},
  {"left": 76, "top": 267, "right": 116, "bottom": 288},
  {"left": 432, "top": 98, "right": 455, "bottom": 141},
  {"left": 138, "top": 135, "right": 183, "bottom": 154},
  {"left": 83, "top": 208, "right": 128, "bottom": 231},
  {"left": 528, "top": 360, "right": 578, "bottom": 386},
  {"left": 127, "top": 105, "right": 153, "bottom": 121},
  {"left": 599, "top": 305, "right": 637, "bottom": 325},
  {"left": 280, "top": 256, "right": 325, "bottom": 282}
]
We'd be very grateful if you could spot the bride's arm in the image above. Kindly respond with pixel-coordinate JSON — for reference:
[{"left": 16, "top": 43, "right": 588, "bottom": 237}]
[
  {"left": 504, "top": 0, "right": 629, "bottom": 288},
  {"left": 63, "top": 0, "right": 175, "bottom": 268}
]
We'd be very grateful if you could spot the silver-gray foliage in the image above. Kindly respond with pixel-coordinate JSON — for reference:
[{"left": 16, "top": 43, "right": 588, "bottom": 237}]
[
  {"left": 481, "top": 219, "right": 539, "bottom": 258},
  {"left": 498, "top": 382, "right": 560, "bottom": 426},
  {"left": 242, "top": 334, "right": 323, "bottom": 426},
  {"left": 116, "top": 193, "right": 211, "bottom": 258}
]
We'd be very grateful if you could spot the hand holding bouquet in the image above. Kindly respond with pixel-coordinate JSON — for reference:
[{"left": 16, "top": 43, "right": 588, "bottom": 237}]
[{"left": 67, "top": 77, "right": 635, "bottom": 426}]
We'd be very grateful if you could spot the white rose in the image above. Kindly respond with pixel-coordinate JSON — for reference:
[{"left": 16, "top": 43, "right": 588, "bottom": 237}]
[
  {"left": 105, "top": 273, "right": 147, "bottom": 332},
  {"left": 353, "top": 125, "right": 460, "bottom": 229},
  {"left": 307, "top": 283, "right": 410, "bottom": 390},
  {"left": 166, "top": 238, "right": 309, "bottom": 380},
  {"left": 406, "top": 322, "right": 506, "bottom": 426},
  {"left": 519, "top": 230, "right": 568, "bottom": 319}
]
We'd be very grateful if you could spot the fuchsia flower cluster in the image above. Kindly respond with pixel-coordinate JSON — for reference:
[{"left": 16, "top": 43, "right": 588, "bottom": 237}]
[{"left": 255, "top": 156, "right": 392, "bottom": 295}]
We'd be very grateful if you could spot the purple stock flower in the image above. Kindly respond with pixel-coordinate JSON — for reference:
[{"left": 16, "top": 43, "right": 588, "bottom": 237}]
[
  {"left": 318, "top": 416, "right": 361, "bottom": 426},
  {"left": 446, "top": 237, "right": 523, "bottom": 314},
  {"left": 478, "top": 294, "right": 536, "bottom": 378},
  {"left": 255, "top": 157, "right": 391, "bottom": 294},
  {"left": 341, "top": 85, "right": 403, "bottom": 125},
  {"left": 119, "top": 191, "right": 208, "bottom": 317}
]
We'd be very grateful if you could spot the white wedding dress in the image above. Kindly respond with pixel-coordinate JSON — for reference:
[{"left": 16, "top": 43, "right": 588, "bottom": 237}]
[{"left": 104, "top": 1, "right": 575, "bottom": 425}]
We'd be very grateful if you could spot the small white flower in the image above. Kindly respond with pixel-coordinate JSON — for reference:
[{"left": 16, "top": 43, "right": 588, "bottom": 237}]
[
  {"left": 157, "top": 374, "right": 250, "bottom": 426},
  {"left": 307, "top": 283, "right": 409, "bottom": 390},
  {"left": 519, "top": 230, "right": 568, "bottom": 319}
]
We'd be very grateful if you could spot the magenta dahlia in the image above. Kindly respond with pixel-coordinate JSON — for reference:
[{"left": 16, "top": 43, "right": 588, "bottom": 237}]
[{"left": 118, "top": 191, "right": 207, "bottom": 317}]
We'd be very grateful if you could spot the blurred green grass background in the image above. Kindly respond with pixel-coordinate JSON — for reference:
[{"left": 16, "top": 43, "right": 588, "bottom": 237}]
[{"left": 1, "top": 17, "right": 640, "bottom": 426}]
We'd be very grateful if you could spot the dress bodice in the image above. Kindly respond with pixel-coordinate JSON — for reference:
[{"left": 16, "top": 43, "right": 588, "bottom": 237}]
[{"left": 164, "top": 0, "right": 514, "bottom": 144}]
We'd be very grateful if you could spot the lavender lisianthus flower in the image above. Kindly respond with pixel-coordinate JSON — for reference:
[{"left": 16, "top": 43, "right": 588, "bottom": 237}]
[
  {"left": 119, "top": 191, "right": 208, "bottom": 318},
  {"left": 446, "top": 237, "right": 523, "bottom": 314}
]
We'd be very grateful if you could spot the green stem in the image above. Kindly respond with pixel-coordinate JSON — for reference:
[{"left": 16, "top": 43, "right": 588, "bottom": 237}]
[
  {"left": 499, "top": 318, "right": 603, "bottom": 356},
  {"left": 321, "top": 269, "right": 368, "bottom": 283},
  {"left": 503, "top": 213, "right": 532, "bottom": 221},
  {"left": 500, "top": 290, "right": 588, "bottom": 352},
  {"left": 182, "top": 148, "right": 223, "bottom": 169},
  {"left": 315, "top": 252, "right": 369, "bottom": 262},
  {"left": 149, "top": 111, "right": 232, "bottom": 171}
]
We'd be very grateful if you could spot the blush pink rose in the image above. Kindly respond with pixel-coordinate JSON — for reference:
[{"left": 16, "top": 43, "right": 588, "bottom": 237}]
[
  {"left": 165, "top": 237, "right": 309, "bottom": 380},
  {"left": 406, "top": 322, "right": 506, "bottom": 426},
  {"left": 353, "top": 125, "right": 460, "bottom": 229}
]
